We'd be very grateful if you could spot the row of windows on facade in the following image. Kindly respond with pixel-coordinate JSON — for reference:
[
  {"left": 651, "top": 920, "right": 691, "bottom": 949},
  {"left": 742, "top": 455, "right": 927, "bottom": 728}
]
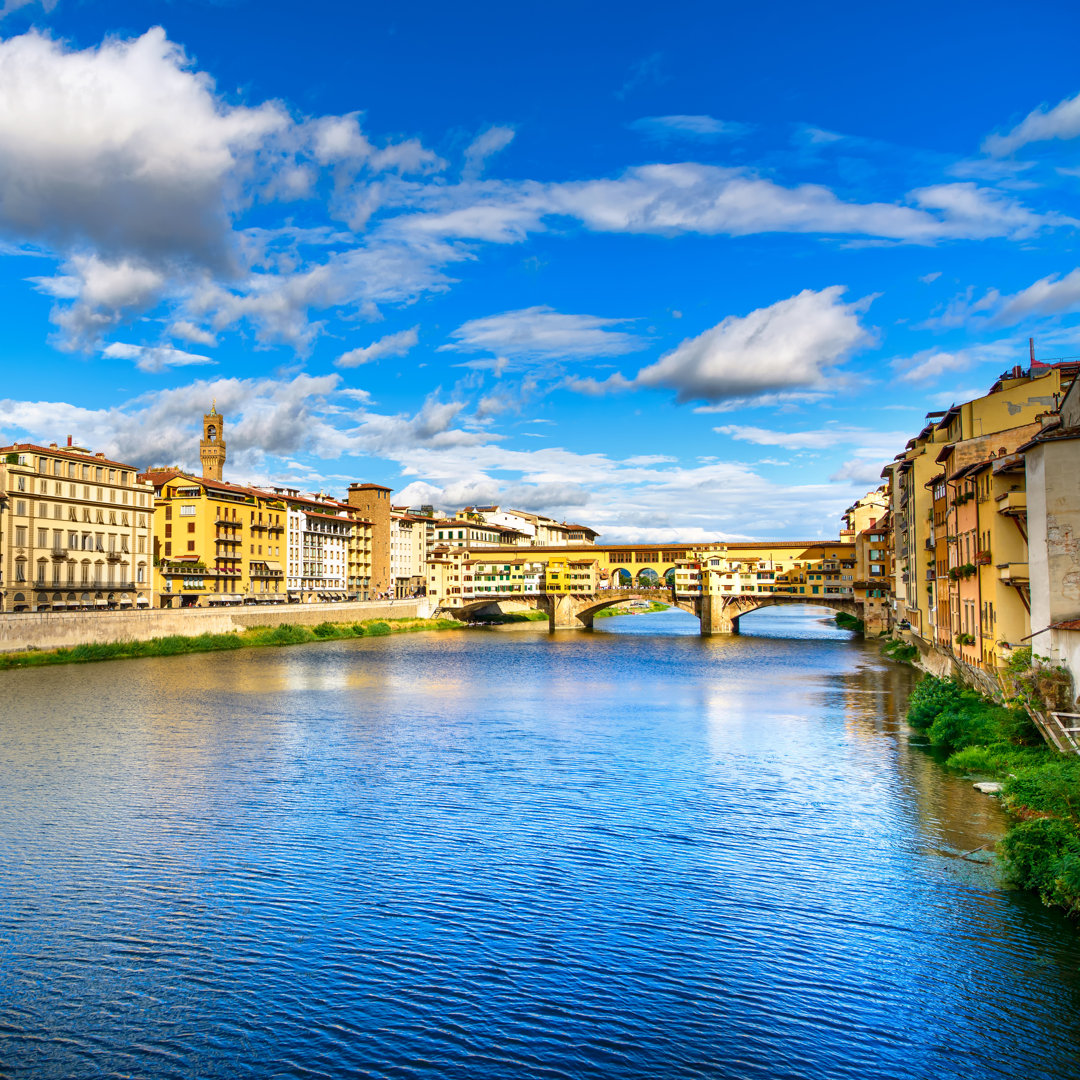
[
  {"left": 11, "top": 526, "right": 145, "bottom": 553},
  {"left": 11, "top": 561, "right": 145, "bottom": 584},
  {"left": 11, "top": 500, "right": 146, "bottom": 527},
  {"left": 13, "top": 472, "right": 149, "bottom": 505},
  {"left": 162, "top": 504, "right": 285, "bottom": 525}
]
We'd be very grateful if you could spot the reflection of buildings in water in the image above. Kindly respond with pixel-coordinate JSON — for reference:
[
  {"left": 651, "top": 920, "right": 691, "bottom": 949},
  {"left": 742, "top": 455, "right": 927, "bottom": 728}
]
[{"left": 834, "top": 649, "right": 1008, "bottom": 858}]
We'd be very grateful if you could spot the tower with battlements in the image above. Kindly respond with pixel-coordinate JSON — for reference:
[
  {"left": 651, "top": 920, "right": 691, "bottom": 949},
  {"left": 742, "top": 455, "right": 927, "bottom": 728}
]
[{"left": 200, "top": 404, "right": 226, "bottom": 481}]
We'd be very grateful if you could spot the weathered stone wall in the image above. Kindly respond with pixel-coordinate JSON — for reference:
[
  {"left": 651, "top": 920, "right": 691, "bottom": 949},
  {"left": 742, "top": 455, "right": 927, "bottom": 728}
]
[
  {"left": 904, "top": 632, "right": 1002, "bottom": 698},
  {"left": 0, "top": 598, "right": 433, "bottom": 653}
]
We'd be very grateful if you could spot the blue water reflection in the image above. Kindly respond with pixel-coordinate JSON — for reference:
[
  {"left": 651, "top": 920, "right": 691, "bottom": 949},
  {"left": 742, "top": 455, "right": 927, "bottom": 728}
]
[{"left": 1, "top": 609, "right": 1079, "bottom": 1079}]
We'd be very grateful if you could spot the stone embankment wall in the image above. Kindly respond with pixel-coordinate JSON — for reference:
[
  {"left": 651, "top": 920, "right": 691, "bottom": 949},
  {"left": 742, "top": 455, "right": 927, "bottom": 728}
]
[
  {"left": 0, "top": 598, "right": 435, "bottom": 653},
  {"left": 903, "top": 632, "right": 1003, "bottom": 698}
]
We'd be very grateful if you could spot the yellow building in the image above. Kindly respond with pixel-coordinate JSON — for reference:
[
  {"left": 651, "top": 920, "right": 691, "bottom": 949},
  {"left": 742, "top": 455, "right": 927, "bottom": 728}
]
[
  {"left": 542, "top": 557, "right": 599, "bottom": 593},
  {"left": 884, "top": 362, "right": 1076, "bottom": 643},
  {"left": 140, "top": 470, "right": 288, "bottom": 607},
  {"left": 0, "top": 440, "right": 155, "bottom": 612}
]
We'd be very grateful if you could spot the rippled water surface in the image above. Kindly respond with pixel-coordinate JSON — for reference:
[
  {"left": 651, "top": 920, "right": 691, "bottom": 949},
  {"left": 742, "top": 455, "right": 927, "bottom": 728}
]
[{"left": 3, "top": 607, "right": 1080, "bottom": 1079}]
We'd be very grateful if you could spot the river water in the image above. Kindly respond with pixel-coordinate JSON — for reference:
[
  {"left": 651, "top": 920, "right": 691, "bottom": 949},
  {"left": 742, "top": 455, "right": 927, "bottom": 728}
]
[{"left": 2, "top": 607, "right": 1080, "bottom": 1079}]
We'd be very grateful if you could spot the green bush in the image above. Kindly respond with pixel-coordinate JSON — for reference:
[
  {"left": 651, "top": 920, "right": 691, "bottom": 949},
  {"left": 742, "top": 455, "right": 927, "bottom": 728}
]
[
  {"left": 1004, "top": 759, "right": 1080, "bottom": 824},
  {"left": 365, "top": 620, "right": 391, "bottom": 636},
  {"left": 1001, "top": 818, "right": 1080, "bottom": 911},
  {"left": 906, "top": 676, "right": 964, "bottom": 731},
  {"left": 834, "top": 612, "right": 865, "bottom": 633},
  {"left": 881, "top": 638, "right": 918, "bottom": 664}
]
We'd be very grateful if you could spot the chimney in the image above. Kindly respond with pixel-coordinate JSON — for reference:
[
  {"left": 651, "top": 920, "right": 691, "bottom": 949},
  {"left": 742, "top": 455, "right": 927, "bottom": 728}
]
[{"left": 67, "top": 435, "right": 72, "bottom": 447}]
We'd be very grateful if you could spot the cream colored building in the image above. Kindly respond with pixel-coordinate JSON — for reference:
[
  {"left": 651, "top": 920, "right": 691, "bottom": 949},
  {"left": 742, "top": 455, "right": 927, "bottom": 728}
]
[
  {"left": 1, "top": 440, "right": 154, "bottom": 612},
  {"left": 391, "top": 510, "right": 428, "bottom": 597}
]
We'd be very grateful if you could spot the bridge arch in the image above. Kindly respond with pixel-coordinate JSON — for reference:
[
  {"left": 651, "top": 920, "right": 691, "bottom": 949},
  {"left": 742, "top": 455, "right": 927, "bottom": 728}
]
[
  {"left": 609, "top": 567, "right": 632, "bottom": 587},
  {"left": 715, "top": 594, "right": 860, "bottom": 632},
  {"left": 635, "top": 567, "right": 660, "bottom": 587},
  {"left": 572, "top": 590, "right": 696, "bottom": 626}
]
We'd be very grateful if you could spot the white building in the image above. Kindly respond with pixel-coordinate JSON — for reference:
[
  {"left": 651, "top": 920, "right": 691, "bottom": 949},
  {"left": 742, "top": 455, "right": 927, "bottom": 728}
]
[
  {"left": 391, "top": 510, "right": 428, "bottom": 597},
  {"left": 283, "top": 494, "right": 354, "bottom": 601}
]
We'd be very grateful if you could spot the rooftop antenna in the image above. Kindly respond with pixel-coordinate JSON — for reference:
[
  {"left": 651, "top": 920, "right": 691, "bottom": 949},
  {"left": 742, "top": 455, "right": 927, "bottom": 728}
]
[{"left": 1030, "top": 337, "right": 1035, "bottom": 364}]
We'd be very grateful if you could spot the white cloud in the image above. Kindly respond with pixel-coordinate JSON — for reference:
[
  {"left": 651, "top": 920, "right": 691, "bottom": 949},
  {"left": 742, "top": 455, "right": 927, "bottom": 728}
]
[
  {"left": 629, "top": 115, "right": 748, "bottom": 141},
  {"left": 31, "top": 253, "right": 167, "bottom": 349},
  {"left": 0, "top": 28, "right": 286, "bottom": 268},
  {"left": 714, "top": 423, "right": 905, "bottom": 452},
  {"left": 445, "top": 306, "right": 644, "bottom": 362},
  {"left": 984, "top": 90, "right": 1080, "bottom": 155},
  {"left": 908, "top": 182, "right": 1070, "bottom": 240},
  {"left": 888, "top": 340, "right": 1016, "bottom": 384},
  {"left": 920, "top": 271, "right": 942, "bottom": 284},
  {"left": 168, "top": 320, "right": 218, "bottom": 347},
  {"left": 463, "top": 125, "right": 515, "bottom": 180},
  {"left": 635, "top": 286, "right": 871, "bottom": 403},
  {"left": 0, "top": 0, "right": 58, "bottom": 19},
  {"left": 0, "top": 372, "right": 882, "bottom": 540},
  {"left": 691, "top": 391, "right": 829, "bottom": 413},
  {"left": 102, "top": 342, "right": 216, "bottom": 373},
  {"left": 992, "top": 268, "right": 1080, "bottom": 325},
  {"left": 829, "top": 459, "right": 889, "bottom": 485},
  {"left": 336, "top": 325, "right": 419, "bottom": 367}
]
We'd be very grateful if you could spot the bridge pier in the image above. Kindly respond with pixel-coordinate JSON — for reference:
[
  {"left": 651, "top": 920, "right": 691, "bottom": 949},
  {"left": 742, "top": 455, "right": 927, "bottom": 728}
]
[
  {"left": 548, "top": 593, "right": 590, "bottom": 631},
  {"left": 698, "top": 594, "right": 736, "bottom": 636}
]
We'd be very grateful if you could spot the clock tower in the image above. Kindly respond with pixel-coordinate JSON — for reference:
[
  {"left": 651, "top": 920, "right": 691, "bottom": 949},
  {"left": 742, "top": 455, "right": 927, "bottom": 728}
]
[{"left": 200, "top": 403, "right": 226, "bottom": 481}]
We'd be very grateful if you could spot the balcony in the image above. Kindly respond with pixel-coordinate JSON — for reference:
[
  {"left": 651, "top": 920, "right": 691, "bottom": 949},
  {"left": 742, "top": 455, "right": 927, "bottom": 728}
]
[
  {"left": 107, "top": 551, "right": 122, "bottom": 562},
  {"left": 997, "top": 562, "right": 1029, "bottom": 583},
  {"left": 50, "top": 546, "right": 67, "bottom": 559},
  {"left": 997, "top": 490, "right": 1027, "bottom": 516},
  {"left": 214, "top": 517, "right": 243, "bottom": 527}
]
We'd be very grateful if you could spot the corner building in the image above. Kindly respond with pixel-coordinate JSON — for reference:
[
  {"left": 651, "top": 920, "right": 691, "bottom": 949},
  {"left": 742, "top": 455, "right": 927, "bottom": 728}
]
[{"left": 0, "top": 440, "right": 155, "bottom": 612}]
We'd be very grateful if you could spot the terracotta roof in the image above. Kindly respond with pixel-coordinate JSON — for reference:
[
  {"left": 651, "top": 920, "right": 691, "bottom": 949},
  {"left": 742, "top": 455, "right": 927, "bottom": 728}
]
[
  {"left": 1050, "top": 619, "right": 1080, "bottom": 631},
  {"left": 305, "top": 511, "right": 352, "bottom": 524},
  {"left": 5, "top": 442, "right": 147, "bottom": 473}
]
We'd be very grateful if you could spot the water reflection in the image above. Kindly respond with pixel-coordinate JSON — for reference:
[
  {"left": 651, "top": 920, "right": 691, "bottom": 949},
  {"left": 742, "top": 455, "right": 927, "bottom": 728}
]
[{"left": 2, "top": 608, "right": 1080, "bottom": 1079}]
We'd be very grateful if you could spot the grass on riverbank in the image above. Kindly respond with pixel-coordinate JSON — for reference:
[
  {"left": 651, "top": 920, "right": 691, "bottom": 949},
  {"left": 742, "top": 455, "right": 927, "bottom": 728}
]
[
  {"left": 834, "top": 612, "right": 865, "bottom": 633},
  {"left": 906, "top": 671, "right": 1080, "bottom": 915},
  {"left": 595, "top": 601, "right": 670, "bottom": 618},
  {"left": 469, "top": 610, "right": 548, "bottom": 624},
  {"left": 881, "top": 637, "right": 919, "bottom": 664},
  {"left": 0, "top": 617, "right": 465, "bottom": 671}
]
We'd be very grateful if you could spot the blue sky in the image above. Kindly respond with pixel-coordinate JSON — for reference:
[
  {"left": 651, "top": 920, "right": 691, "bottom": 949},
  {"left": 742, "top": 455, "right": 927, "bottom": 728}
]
[{"left": 2, "top": 0, "right": 1080, "bottom": 541}]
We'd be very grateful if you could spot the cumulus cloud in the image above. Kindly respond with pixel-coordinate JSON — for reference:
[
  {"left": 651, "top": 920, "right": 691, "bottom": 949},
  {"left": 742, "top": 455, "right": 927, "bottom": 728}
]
[
  {"left": 629, "top": 115, "right": 749, "bottom": 141},
  {"left": 102, "top": 342, "right": 216, "bottom": 373},
  {"left": 463, "top": 125, "right": 515, "bottom": 180},
  {"left": 0, "top": 371, "right": 881, "bottom": 540},
  {"left": 336, "top": 325, "right": 419, "bottom": 367},
  {"left": 31, "top": 253, "right": 167, "bottom": 349},
  {"left": 635, "top": 286, "right": 872, "bottom": 403},
  {"left": 984, "top": 90, "right": 1080, "bottom": 155},
  {"left": 0, "top": 27, "right": 287, "bottom": 268}
]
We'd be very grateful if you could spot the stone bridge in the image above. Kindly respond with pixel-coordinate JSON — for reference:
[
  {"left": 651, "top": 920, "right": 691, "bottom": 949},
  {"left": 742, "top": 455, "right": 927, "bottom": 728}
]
[{"left": 443, "top": 588, "right": 863, "bottom": 635}]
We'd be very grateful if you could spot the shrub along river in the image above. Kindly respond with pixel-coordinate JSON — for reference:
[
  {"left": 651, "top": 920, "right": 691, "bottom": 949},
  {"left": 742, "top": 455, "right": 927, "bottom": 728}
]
[{"left": 2, "top": 606, "right": 1080, "bottom": 1079}]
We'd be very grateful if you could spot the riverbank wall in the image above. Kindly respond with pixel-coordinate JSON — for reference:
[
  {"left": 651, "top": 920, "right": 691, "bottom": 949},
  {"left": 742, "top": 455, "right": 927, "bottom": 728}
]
[
  {"left": 898, "top": 631, "right": 1003, "bottom": 699},
  {"left": 0, "top": 598, "right": 436, "bottom": 653}
]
